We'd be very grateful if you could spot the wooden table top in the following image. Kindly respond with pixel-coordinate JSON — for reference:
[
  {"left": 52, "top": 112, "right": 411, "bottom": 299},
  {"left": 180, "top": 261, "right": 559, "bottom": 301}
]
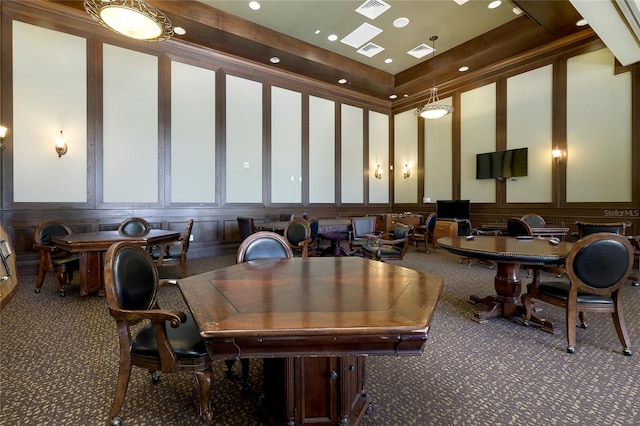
[
  {"left": 437, "top": 235, "right": 573, "bottom": 265},
  {"left": 52, "top": 229, "right": 180, "bottom": 252},
  {"left": 178, "top": 257, "right": 443, "bottom": 358}
]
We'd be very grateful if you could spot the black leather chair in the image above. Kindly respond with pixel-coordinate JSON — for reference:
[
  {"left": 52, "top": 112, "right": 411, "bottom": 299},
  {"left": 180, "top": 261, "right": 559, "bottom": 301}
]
[
  {"left": 237, "top": 216, "right": 256, "bottom": 241},
  {"left": 283, "top": 218, "right": 312, "bottom": 257},
  {"left": 521, "top": 213, "right": 546, "bottom": 227},
  {"left": 103, "top": 242, "right": 213, "bottom": 425},
  {"left": 33, "top": 221, "right": 80, "bottom": 297},
  {"left": 349, "top": 216, "right": 377, "bottom": 253},
  {"left": 150, "top": 219, "right": 193, "bottom": 278},
  {"left": 361, "top": 222, "right": 413, "bottom": 261},
  {"left": 521, "top": 232, "right": 634, "bottom": 355},
  {"left": 118, "top": 217, "right": 151, "bottom": 237},
  {"left": 507, "top": 217, "right": 533, "bottom": 236},
  {"left": 230, "top": 231, "right": 293, "bottom": 388}
]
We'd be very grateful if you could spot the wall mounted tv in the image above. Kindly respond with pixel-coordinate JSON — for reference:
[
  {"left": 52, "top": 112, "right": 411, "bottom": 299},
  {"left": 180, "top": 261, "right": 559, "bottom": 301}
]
[
  {"left": 436, "top": 200, "right": 470, "bottom": 220},
  {"left": 476, "top": 147, "right": 528, "bottom": 180}
]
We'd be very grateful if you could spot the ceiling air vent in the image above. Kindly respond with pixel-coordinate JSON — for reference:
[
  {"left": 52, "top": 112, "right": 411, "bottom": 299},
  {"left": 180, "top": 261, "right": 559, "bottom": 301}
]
[
  {"left": 357, "top": 42, "right": 384, "bottom": 58},
  {"left": 341, "top": 23, "right": 383, "bottom": 48},
  {"left": 355, "top": 0, "right": 391, "bottom": 20},
  {"left": 407, "top": 44, "right": 434, "bottom": 59}
]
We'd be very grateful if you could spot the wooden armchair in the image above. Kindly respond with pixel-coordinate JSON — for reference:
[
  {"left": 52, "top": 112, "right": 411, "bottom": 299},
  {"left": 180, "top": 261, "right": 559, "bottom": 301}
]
[
  {"left": 361, "top": 222, "right": 413, "bottom": 261},
  {"left": 521, "top": 232, "right": 634, "bottom": 355},
  {"left": 521, "top": 213, "right": 546, "bottom": 227},
  {"left": 33, "top": 220, "right": 80, "bottom": 297},
  {"left": 150, "top": 219, "right": 193, "bottom": 278},
  {"left": 237, "top": 216, "right": 256, "bottom": 241},
  {"left": 118, "top": 217, "right": 151, "bottom": 237},
  {"left": 349, "top": 216, "right": 377, "bottom": 253},
  {"left": 284, "top": 218, "right": 312, "bottom": 257},
  {"left": 103, "top": 242, "right": 213, "bottom": 425},
  {"left": 410, "top": 213, "right": 437, "bottom": 253}
]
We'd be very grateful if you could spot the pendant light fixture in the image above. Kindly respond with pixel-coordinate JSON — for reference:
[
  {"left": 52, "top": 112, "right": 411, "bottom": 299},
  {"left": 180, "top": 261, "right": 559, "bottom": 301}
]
[
  {"left": 84, "top": 0, "right": 174, "bottom": 41},
  {"left": 415, "top": 36, "right": 454, "bottom": 119}
]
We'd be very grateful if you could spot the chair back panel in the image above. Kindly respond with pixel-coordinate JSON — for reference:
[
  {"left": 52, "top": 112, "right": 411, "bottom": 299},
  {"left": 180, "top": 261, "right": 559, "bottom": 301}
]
[
  {"left": 237, "top": 231, "right": 293, "bottom": 263},
  {"left": 393, "top": 222, "right": 411, "bottom": 240},
  {"left": 309, "top": 218, "right": 319, "bottom": 242},
  {"left": 352, "top": 217, "right": 376, "bottom": 238},
  {"left": 521, "top": 214, "right": 546, "bottom": 227},
  {"left": 284, "top": 219, "right": 310, "bottom": 246},
  {"left": 507, "top": 217, "right": 533, "bottom": 237},
  {"left": 118, "top": 217, "right": 151, "bottom": 237},
  {"left": 568, "top": 233, "right": 633, "bottom": 292},
  {"left": 576, "top": 221, "right": 627, "bottom": 238},
  {"left": 237, "top": 217, "right": 256, "bottom": 241},
  {"left": 36, "top": 221, "right": 72, "bottom": 246},
  {"left": 108, "top": 243, "right": 158, "bottom": 311},
  {"left": 181, "top": 220, "right": 194, "bottom": 253},
  {"left": 425, "top": 213, "right": 437, "bottom": 232}
]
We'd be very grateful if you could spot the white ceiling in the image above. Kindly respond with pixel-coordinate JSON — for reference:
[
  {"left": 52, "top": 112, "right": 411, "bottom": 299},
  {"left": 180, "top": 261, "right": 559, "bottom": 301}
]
[{"left": 199, "top": 0, "right": 524, "bottom": 74}]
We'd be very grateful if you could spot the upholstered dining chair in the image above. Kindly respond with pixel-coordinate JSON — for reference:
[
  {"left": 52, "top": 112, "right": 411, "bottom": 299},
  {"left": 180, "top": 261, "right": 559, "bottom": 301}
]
[
  {"left": 521, "top": 213, "right": 546, "bottom": 227},
  {"left": 349, "top": 216, "right": 377, "bottom": 253},
  {"left": 237, "top": 216, "right": 256, "bottom": 241},
  {"left": 506, "top": 217, "right": 533, "bottom": 237},
  {"left": 306, "top": 217, "right": 320, "bottom": 257},
  {"left": 230, "top": 231, "right": 293, "bottom": 389},
  {"left": 411, "top": 213, "right": 437, "bottom": 253},
  {"left": 118, "top": 217, "right": 151, "bottom": 237},
  {"left": 150, "top": 219, "right": 194, "bottom": 278},
  {"left": 521, "top": 232, "right": 634, "bottom": 355},
  {"left": 103, "top": 242, "right": 214, "bottom": 426},
  {"left": 33, "top": 220, "right": 80, "bottom": 297},
  {"left": 361, "top": 222, "right": 413, "bottom": 262},
  {"left": 283, "top": 218, "right": 312, "bottom": 257}
]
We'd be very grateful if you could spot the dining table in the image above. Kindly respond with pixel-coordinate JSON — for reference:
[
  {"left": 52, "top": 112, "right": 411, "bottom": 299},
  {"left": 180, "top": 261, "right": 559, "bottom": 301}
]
[
  {"left": 437, "top": 235, "right": 573, "bottom": 323},
  {"left": 52, "top": 229, "right": 180, "bottom": 296},
  {"left": 480, "top": 223, "right": 570, "bottom": 239},
  {"left": 177, "top": 256, "right": 443, "bottom": 426}
]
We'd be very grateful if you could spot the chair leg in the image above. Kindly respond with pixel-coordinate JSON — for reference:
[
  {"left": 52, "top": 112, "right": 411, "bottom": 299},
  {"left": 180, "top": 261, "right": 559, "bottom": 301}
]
[
  {"left": 180, "top": 257, "right": 188, "bottom": 278},
  {"left": 566, "top": 302, "right": 577, "bottom": 354},
  {"left": 240, "top": 358, "right": 250, "bottom": 391},
  {"left": 56, "top": 269, "right": 68, "bottom": 297},
  {"left": 109, "top": 358, "right": 133, "bottom": 426},
  {"left": 34, "top": 261, "right": 47, "bottom": 293},
  {"left": 611, "top": 291, "right": 632, "bottom": 356},
  {"left": 194, "top": 369, "right": 214, "bottom": 423},
  {"left": 578, "top": 311, "right": 588, "bottom": 329}
]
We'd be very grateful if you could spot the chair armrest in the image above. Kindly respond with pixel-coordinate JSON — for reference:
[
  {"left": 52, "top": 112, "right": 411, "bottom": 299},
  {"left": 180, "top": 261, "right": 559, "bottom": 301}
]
[
  {"left": 375, "top": 237, "right": 407, "bottom": 246},
  {"left": 109, "top": 307, "right": 187, "bottom": 327},
  {"left": 158, "top": 278, "right": 178, "bottom": 288}
]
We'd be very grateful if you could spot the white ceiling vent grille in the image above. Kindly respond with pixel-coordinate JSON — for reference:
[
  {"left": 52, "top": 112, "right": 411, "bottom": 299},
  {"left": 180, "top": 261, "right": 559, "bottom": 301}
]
[
  {"left": 407, "top": 44, "right": 434, "bottom": 59},
  {"left": 357, "top": 42, "right": 384, "bottom": 58},
  {"left": 355, "top": 0, "right": 391, "bottom": 20},
  {"left": 341, "top": 23, "right": 383, "bottom": 48}
]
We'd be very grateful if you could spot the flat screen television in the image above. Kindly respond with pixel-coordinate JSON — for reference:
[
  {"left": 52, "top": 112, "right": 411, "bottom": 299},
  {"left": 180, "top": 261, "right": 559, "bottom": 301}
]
[
  {"left": 476, "top": 147, "right": 528, "bottom": 180},
  {"left": 436, "top": 200, "right": 470, "bottom": 220}
]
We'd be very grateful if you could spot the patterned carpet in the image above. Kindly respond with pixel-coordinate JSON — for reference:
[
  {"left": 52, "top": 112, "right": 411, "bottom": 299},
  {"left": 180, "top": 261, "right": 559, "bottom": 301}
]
[{"left": 2, "top": 247, "right": 639, "bottom": 426}]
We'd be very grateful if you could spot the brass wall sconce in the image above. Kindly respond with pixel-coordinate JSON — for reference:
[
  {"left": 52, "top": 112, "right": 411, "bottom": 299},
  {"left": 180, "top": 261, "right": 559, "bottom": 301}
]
[
  {"left": 0, "top": 126, "right": 7, "bottom": 149},
  {"left": 403, "top": 164, "right": 410, "bottom": 179},
  {"left": 55, "top": 130, "right": 68, "bottom": 157},
  {"left": 374, "top": 164, "right": 383, "bottom": 179},
  {"left": 552, "top": 146, "right": 563, "bottom": 165}
]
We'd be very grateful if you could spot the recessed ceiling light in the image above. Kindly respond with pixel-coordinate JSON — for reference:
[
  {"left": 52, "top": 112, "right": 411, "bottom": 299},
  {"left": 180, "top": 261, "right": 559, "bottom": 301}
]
[
  {"left": 403, "top": 94, "right": 409, "bottom": 98},
  {"left": 512, "top": 7, "right": 523, "bottom": 15},
  {"left": 249, "top": 1, "right": 261, "bottom": 11},
  {"left": 384, "top": 58, "right": 393, "bottom": 64},
  {"left": 338, "top": 78, "right": 347, "bottom": 84},
  {"left": 389, "top": 94, "right": 398, "bottom": 100},
  {"left": 270, "top": 56, "right": 280, "bottom": 64},
  {"left": 576, "top": 19, "right": 588, "bottom": 26},
  {"left": 173, "top": 27, "right": 186, "bottom": 36},
  {"left": 488, "top": 1, "right": 502, "bottom": 9},
  {"left": 315, "top": 29, "right": 321, "bottom": 35},
  {"left": 328, "top": 34, "right": 338, "bottom": 41},
  {"left": 393, "top": 17, "right": 409, "bottom": 28},
  {"left": 458, "top": 65, "right": 469, "bottom": 72}
]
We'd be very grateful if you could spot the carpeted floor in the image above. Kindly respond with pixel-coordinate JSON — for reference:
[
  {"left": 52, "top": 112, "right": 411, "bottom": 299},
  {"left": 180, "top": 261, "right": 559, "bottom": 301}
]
[{"left": 2, "top": 246, "right": 639, "bottom": 426}]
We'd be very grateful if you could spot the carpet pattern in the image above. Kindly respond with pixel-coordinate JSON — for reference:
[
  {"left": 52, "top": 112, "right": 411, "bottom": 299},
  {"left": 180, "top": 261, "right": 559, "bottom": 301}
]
[{"left": 2, "top": 247, "right": 639, "bottom": 425}]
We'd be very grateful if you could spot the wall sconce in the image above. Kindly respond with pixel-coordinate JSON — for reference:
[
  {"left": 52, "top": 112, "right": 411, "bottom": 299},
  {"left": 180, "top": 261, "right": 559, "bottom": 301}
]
[
  {"left": 55, "top": 130, "right": 68, "bottom": 157},
  {"left": 374, "top": 164, "right": 383, "bottom": 179},
  {"left": 0, "top": 126, "right": 7, "bottom": 149},
  {"left": 552, "top": 146, "right": 563, "bottom": 165},
  {"left": 403, "top": 164, "right": 410, "bottom": 179}
]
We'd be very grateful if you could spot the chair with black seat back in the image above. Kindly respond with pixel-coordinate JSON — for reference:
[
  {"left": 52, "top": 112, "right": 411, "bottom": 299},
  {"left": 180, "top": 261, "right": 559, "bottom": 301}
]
[
  {"left": 118, "top": 217, "right": 151, "bottom": 237},
  {"left": 521, "top": 232, "right": 634, "bottom": 355},
  {"left": 279, "top": 213, "right": 294, "bottom": 221},
  {"left": 306, "top": 217, "right": 320, "bottom": 257},
  {"left": 150, "top": 219, "right": 193, "bottom": 278},
  {"left": 361, "top": 222, "right": 413, "bottom": 262},
  {"left": 521, "top": 213, "right": 546, "bottom": 227},
  {"left": 349, "top": 216, "right": 377, "bottom": 253},
  {"left": 283, "top": 218, "right": 312, "bottom": 257},
  {"left": 507, "top": 217, "right": 533, "bottom": 237},
  {"left": 410, "top": 213, "right": 436, "bottom": 253},
  {"left": 33, "top": 220, "right": 80, "bottom": 297},
  {"left": 230, "top": 231, "right": 293, "bottom": 389},
  {"left": 103, "top": 242, "right": 213, "bottom": 425},
  {"left": 237, "top": 216, "right": 256, "bottom": 242}
]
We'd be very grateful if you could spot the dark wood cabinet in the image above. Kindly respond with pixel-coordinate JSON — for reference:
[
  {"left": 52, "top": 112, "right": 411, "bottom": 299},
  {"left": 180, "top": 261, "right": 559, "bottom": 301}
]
[{"left": 262, "top": 356, "right": 370, "bottom": 425}]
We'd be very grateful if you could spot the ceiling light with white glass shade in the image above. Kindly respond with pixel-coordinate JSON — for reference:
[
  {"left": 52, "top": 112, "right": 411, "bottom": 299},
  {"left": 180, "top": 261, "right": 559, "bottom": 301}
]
[{"left": 415, "top": 36, "right": 454, "bottom": 120}]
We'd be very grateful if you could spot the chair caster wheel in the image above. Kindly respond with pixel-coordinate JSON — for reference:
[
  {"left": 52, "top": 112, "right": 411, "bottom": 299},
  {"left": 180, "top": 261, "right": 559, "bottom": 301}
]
[
  {"left": 151, "top": 371, "right": 161, "bottom": 384},
  {"left": 110, "top": 416, "right": 123, "bottom": 426},
  {"left": 623, "top": 348, "right": 632, "bottom": 356},
  {"left": 60, "top": 292, "right": 66, "bottom": 297},
  {"left": 35, "top": 288, "right": 41, "bottom": 293},
  {"left": 566, "top": 345, "right": 576, "bottom": 354}
]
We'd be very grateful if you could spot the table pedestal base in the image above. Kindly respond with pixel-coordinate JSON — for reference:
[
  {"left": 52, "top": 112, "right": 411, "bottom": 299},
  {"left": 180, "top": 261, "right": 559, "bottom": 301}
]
[{"left": 469, "top": 262, "right": 523, "bottom": 323}]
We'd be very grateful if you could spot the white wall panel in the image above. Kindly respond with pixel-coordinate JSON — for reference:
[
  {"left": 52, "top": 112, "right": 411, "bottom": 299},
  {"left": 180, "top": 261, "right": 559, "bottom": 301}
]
[
  {"left": 13, "top": 22, "right": 87, "bottom": 202},
  {"left": 226, "top": 75, "right": 262, "bottom": 203},
  {"left": 394, "top": 110, "right": 417, "bottom": 204},
  {"left": 171, "top": 61, "right": 216, "bottom": 203},
  {"left": 460, "top": 84, "right": 496, "bottom": 203},
  {"left": 424, "top": 97, "right": 453, "bottom": 203},
  {"left": 566, "top": 48, "right": 632, "bottom": 202},
  {"left": 369, "top": 111, "right": 389, "bottom": 204},
  {"left": 506, "top": 65, "right": 553, "bottom": 203},
  {"left": 309, "top": 96, "right": 335, "bottom": 203},
  {"left": 341, "top": 105, "right": 364, "bottom": 203},
  {"left": 271, "top": 87, "right": 302, "bottom": 203},
  {"left": 103, "top": 44, "right": 158, "bottom": 203}
]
